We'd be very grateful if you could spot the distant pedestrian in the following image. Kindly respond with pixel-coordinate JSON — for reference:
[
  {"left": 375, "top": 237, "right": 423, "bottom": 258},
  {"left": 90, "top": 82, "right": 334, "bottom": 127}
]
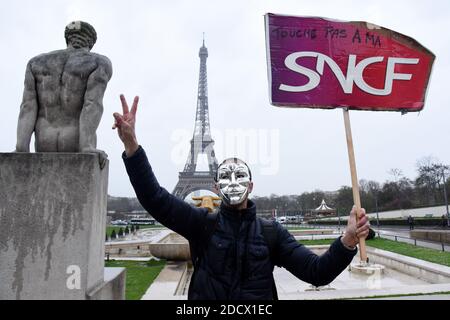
[
  {"left": 407, "top": 215, "right": 414, "bottom": 230},
  {"left": 366, "top": 228, "right": 376, "bottom": 240}
]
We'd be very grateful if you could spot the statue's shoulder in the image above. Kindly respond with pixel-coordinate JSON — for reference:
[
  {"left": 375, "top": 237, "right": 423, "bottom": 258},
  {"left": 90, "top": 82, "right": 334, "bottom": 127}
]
[
  {"left": 91, "top": 52, "right": 112, "bottom": 66},
  {"left": 91, "top": 52, "right": 112, "bottom": 74},
  {"left": 28, "top": 49, "right": 67, "bottom": 65}
]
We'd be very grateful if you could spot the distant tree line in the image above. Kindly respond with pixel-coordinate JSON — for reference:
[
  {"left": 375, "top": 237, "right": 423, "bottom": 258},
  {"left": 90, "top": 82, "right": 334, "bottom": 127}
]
[
  {"left": 251, "top": 157, "right": 450, "bottom": 216},
  {"left": 106, "top": 157, "right": 449, "bottom": 218},
  {"left": 107, "top": 195, "right": 144, "bottom": 212}
]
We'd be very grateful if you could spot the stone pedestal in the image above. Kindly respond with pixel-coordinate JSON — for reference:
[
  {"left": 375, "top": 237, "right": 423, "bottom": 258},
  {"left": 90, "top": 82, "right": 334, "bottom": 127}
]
[{"left": 0, "top": 153, "right": 125, "bottom": 300}]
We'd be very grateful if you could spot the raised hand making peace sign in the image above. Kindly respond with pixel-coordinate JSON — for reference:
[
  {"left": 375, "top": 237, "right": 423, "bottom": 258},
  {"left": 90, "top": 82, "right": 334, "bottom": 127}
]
[{"left": 113, "top": 94, "right": 140, "bottom": 157}]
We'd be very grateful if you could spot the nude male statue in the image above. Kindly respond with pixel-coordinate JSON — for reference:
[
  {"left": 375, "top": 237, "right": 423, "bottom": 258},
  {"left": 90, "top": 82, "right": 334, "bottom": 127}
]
[{"left": 15, "top": 21, "right": 112, "bottom": 168}]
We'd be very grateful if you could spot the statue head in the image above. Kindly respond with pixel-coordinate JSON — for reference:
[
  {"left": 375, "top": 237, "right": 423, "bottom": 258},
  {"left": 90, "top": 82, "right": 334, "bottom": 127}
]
[
  {"left": 64, "top": 21, "right": 97, "bottom": 50},
  {"left": 214, "top": 157, "right": 253, "bottom": 206}
]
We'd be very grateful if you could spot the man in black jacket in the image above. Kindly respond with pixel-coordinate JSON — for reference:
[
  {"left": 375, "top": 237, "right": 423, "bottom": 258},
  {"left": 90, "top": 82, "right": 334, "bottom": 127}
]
[{"left": 113, "top": 95, "right": 370, "bottom": 300}]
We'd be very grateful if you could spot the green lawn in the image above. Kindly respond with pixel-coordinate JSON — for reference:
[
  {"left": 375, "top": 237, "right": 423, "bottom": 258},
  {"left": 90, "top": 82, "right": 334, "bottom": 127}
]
[
  {"left": 365, "top": 237, "right": 450, "bottom": 267},
  {"left": 298, "top": 237, "right": 450, "bottom": 267},
  {"left": 131, "top": 224, "right": 166, "bottom": 230},
  {"left": 299, "top": 239, "right": 335, "bottom": 246},
  {"left": 105, "top": 259, "right": 166, "bottom": 300}
]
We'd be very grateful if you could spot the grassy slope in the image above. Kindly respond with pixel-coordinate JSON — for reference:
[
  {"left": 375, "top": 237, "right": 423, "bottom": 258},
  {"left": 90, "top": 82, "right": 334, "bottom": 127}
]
[
  {"left": 105, "top": 260, "right": 166, "bottom": 300},
  {"left": 298, "top": 237, "right": 450, "bottom": 267}
]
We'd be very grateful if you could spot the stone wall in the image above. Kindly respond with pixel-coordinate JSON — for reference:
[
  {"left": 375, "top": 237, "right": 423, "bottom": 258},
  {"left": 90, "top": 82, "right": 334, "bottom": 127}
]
[
  {"left": 411, "top": 230, "right": 450, "bottom": 244},
  {"left": 0, "top": 153, "right": 124, "bottom": 299}
]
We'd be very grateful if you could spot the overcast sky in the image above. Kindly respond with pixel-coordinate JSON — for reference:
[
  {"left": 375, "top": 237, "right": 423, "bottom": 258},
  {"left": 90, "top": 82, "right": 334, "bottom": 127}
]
[{"left": 1, "top": 0, "right": 449, "bottom": 198}]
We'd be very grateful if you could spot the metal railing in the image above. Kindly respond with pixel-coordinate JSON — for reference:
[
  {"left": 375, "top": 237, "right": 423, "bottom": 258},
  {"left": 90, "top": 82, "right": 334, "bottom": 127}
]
[
  {"left": 293, "top": 226, "right": 450, "bottom": 253},
  {"left": 296, "top": 234, "right": 342, "bottom": 242},
  {"left": 376, "top": 231, "right": 450, "bottom": 253},
  {"left": 285, "top": 223, "right": 337, "bottom": 230}
]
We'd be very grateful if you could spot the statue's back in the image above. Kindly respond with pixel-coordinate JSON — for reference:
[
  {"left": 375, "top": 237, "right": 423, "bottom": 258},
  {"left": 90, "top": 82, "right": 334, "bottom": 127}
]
[{"left": 16, "top": 21, "right": 111, "bottom": 168}]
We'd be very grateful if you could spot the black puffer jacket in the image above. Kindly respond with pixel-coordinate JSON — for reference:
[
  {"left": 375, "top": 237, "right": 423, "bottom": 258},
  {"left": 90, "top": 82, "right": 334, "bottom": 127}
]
[{"left": 123, "top": 146, "right": 357, "bottom": 300}]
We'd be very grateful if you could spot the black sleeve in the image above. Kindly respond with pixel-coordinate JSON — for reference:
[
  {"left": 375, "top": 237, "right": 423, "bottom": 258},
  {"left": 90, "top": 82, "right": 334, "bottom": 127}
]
[
  {"left": 274, "top": 223, "right": 357, "bottom": 287},
  {"left": 122, "top": 146, "right": 209, "bottom": 241}
]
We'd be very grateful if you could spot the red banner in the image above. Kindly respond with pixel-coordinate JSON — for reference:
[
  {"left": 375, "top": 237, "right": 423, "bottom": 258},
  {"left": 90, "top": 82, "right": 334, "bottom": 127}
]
[{"left": 265, "top": 13, "right": 435, "bottom": 112}]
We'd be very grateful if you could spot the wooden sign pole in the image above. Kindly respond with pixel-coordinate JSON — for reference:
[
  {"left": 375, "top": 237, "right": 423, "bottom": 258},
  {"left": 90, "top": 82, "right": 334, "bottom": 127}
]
[{"left": 342, "top": 108, "right": 368, "bottom": 264}]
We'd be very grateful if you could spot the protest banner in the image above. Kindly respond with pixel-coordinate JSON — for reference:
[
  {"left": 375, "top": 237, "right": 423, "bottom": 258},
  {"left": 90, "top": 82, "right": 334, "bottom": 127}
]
[{"left": 265, "top": 13, "right": 435, "bottom": 263}]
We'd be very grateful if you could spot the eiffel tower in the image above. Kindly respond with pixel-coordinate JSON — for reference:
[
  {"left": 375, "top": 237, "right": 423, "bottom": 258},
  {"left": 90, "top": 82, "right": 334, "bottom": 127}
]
[{"left": 172, "top": 38, "right": 219, "bottom": 199}]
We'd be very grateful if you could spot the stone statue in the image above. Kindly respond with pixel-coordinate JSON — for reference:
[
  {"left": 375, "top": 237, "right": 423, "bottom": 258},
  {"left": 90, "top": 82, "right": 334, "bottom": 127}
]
[{"left": 15, "top": 21, "right": 112, "bottom": 168}]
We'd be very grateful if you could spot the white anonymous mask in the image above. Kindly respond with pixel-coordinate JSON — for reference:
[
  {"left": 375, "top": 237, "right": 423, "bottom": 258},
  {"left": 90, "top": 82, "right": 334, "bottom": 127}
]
[{"left": 216, "top": 161, "right": 251, "bottom": 206}]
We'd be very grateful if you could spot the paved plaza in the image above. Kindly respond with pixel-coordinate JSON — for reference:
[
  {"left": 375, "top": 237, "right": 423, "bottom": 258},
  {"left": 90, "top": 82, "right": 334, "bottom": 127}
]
[
  {"left": 140, "top": 260, "right": 450, "bottom": 300},
  {"left": 106, "top": 228, "right": 450, "bottom": 300}
]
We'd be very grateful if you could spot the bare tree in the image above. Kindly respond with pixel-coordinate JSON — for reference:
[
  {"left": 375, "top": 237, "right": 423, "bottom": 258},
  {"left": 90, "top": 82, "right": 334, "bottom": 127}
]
[
  {"left": 415, "top": 156, "right": 449, "bottom": 206},
  {"left": 388, "top": 168, "right": 403, "bottom": 183}
]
